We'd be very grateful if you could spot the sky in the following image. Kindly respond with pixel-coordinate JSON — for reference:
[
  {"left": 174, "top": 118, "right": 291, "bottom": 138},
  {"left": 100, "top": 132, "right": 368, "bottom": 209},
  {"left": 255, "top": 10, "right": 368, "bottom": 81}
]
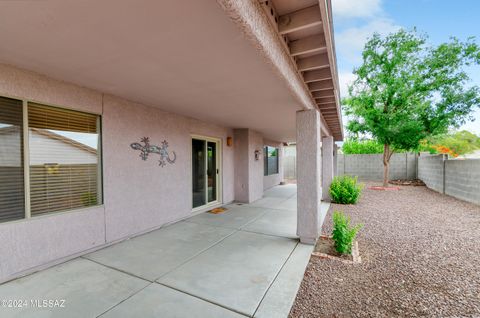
[{"left": 331, "top": 0, "right": 480, "bottom": 135}]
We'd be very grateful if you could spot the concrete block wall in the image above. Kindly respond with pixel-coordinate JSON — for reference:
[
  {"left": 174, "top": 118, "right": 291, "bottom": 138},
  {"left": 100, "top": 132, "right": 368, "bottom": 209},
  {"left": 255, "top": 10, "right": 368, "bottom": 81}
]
[
  {"left": 337, "top": 152, "right": 345, "bottom": 176},
  {"left": 417, "top": 155, "right": 480, "bottom": 205},
  {"left": 417, "top": 154, "right": 445, "bottom": 193},
  {"left": 445, "top": 159, "right": 480, "bottom": 205},
  {"left": 335, "top": 151, "right": 479, "bottom": 205},
  {"left": 338, "top": 153, "right": 417, "bottom": 180},
  {"left": 406, "top": 152, "right": 418, "bottom": 179},
  {"left": 418, "top": 155, "right": 480, "bottom": 204}
]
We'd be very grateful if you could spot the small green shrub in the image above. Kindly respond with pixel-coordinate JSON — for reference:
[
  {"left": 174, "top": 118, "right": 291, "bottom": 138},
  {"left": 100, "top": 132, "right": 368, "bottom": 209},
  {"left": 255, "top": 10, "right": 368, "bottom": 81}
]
[
  {"left": 332, "top": 211, "right": 363, "bottom": 255},
  {"left": 329, "top": 176, "right": 363, "bottom": 204}
]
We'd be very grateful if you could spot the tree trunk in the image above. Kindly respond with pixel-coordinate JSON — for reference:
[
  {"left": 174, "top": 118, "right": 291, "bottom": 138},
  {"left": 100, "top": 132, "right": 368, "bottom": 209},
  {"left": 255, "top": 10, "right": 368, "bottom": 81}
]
[
  {"left": 383, "top": 159, "right": 389, "bottom": 187},
  {"left": 383, "top": 144, "right": 392, "bottom": 187}
]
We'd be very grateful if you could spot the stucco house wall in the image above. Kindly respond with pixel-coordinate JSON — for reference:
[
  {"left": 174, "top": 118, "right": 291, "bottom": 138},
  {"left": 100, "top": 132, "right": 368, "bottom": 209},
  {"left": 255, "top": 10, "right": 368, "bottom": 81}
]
[
  {"left": 0, "top": 64, "right": 237, "bottom": 282},
  {"left": 102, "top": 95, "right": 235, "bottom": 242},
  {"left": 233, "top": 129, "right": 250, "bottom": 203},
  {"left": 233, "top": 130, "right": 285, "bottom": 202},
  {"left": 248, "top": 129, "right": 264, "bottom": 202}
]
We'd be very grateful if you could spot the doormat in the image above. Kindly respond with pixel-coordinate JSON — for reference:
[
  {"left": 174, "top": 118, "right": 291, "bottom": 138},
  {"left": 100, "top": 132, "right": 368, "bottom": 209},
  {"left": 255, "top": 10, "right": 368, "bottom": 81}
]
[{"left": 208, "top": 207, "right": 227, "bottom": 214}]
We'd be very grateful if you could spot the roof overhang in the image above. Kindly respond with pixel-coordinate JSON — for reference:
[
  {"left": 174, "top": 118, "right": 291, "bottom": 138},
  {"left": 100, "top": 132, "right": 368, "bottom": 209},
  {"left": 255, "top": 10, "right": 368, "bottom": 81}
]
[
  {"left": 265, "top": 0, "right": 344, "bottom": 140},
  {"left": 0, "top": 0, "right": 343, "bottom": 141},
  {"left": 220, "top": 0, "right": 344, "bottom": 140}
]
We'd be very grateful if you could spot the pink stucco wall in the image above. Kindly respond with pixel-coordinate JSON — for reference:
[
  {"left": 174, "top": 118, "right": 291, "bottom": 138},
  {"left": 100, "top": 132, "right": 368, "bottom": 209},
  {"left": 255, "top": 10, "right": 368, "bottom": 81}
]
[
  {"left": 102, "top": 95, "right": 235, "bottom": 242},
  {"left": 231, "top": 128, "right": 286, "bottom": 203},
  {"left": 233, "top": 129, "right": 250, "bottom": 203},
  {"left": 248, "top": 130, "right": 265, "bottom": 202},
  {"left": 0, "top": 64, "right": 235, "bottom": 282},
  {"left": 233, "top": 128, "right": 266, "bottom": 203}
]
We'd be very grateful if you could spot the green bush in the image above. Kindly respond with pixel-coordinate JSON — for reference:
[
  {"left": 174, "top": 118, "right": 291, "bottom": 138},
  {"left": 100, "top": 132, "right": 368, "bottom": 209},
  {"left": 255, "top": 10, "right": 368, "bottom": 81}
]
[
  {"left": 341, "top": 139, "right": 384, "bottom": 154},
  {"left": 332, "top": 211, "right": 363, "bottom": 255},
  {"left": 329, "top": 176, "right": 363, "bottom": 204}
]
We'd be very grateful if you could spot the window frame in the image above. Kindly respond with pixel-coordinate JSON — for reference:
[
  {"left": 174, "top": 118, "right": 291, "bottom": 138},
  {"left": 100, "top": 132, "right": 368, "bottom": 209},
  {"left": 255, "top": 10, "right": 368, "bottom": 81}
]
[
  {"left": 0, "top": 93, "right": 103, "bottom": 223},
  {"left": 263, "top": 145, "right": 279, "bottom": 176}
]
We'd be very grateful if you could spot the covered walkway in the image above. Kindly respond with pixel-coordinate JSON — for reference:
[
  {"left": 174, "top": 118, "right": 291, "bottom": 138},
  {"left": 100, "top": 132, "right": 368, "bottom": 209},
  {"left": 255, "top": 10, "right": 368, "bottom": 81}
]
[{"left": 0, "top": 185, "right": 329, "bottom": 318}]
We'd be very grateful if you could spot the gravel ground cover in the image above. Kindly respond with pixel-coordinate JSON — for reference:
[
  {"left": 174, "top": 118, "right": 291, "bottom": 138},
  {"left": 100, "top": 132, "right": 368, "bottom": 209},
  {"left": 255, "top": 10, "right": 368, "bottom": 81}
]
[{"left": 290, "top": 182, "right": 480, "bottom": 317}]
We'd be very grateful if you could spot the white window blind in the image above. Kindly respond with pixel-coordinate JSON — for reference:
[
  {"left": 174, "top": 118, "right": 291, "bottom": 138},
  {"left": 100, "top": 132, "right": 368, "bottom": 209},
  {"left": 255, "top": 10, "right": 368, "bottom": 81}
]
[
  {"left": 28, "top": 103, "right": 102, "bottom": 216},
  {"left": 0, "top": 96, "right": 25, "bottom": 222}
]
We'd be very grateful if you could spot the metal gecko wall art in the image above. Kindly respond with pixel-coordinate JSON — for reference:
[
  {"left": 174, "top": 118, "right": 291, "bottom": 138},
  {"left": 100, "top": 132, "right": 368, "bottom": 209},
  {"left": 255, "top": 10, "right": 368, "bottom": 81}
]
[{"left": 130, "top": 137, "right": 177, "bottom": 167}]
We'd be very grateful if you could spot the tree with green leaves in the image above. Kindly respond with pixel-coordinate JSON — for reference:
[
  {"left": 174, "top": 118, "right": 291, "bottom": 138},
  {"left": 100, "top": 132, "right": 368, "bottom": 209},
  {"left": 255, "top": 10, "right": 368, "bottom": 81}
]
[{"left": 343, "top": 29, "right": 480, "bottom": 186}]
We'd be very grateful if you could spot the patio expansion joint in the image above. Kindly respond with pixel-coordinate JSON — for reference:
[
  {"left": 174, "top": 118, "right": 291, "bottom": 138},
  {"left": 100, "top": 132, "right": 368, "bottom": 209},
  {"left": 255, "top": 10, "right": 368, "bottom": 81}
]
[
  {"left": 86, "top": 228, "right": 247, "bottom": 317},
  {"left": 255, "top": 195, "right": 294, "bottom": 205},
  {"left": 153, "top": 226, "right": 241, "bottom": 281},
  {"left": 93, "top": 194, "right": 299, "bottom": 317},
  {"left": 80, "top": 256, "right": 155, "bottom": 283},
  {"left": 237, "top": 210, "right": 272, "bottom": 230},
  {"left": 239, "top": 227, "right": 299, "bottom": 240},
  {"left": 181, "top": 218, "right": 242, "bottom": 231},
  {"left": 252, "top": 206, "right": 296, "bottom": 213},
  {"left": 251, "top": 240, "right": 301, "bottom": 318},
  {"left": 75, "top": 258, "right": 155, "bottom": 318},
  {"left": 95, "top": 282, "right": 154, "bottom": 318},
  {"left": 249, "top": 195, "right": 296, "bottom": 210},
  {"left": 154, "top": 281, "right": 251, "bottom": 317},
  {"left": 182, "top": 200, "right": 300, "bottom": 240},
  {"left": 152, "top": 225, "right": 298, "bottom": 317},
  {"left": 81, "top": 227, "right": 245, "bottom": 318},
  {"left": 182, "top": 206, "right": 270, "bottom": 232}
]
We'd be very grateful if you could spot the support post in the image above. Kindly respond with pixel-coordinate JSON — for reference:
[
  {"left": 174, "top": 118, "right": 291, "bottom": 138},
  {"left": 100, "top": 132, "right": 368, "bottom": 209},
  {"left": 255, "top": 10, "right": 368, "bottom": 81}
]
[
  {"left": 322, "top": 136, "right": 334, "bottom": 201},
  {"left": 296, "top": 109, "right": 321, "bottom": 244},
  {"left": 333, "top": 144, "right": 338, "bottom": 176}
]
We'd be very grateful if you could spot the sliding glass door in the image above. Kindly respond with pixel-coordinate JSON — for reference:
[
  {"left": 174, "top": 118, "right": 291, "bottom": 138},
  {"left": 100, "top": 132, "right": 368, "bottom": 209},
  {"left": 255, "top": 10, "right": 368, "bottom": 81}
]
[{"left": 192, "top": 137, "right": 220, "bottom": 209}]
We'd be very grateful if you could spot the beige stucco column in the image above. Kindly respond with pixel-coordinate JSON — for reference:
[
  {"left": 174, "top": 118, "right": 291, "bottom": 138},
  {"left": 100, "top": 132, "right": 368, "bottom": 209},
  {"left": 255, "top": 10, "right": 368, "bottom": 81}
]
[
  {"left": 296, "top": 109, "right": 322, "bottom": 244},
  {"left": 333, "top": 144, "right": 338, "bottom": 176},
  {"left": 322, "top": 136, "right": 334, "bottom": 201}
]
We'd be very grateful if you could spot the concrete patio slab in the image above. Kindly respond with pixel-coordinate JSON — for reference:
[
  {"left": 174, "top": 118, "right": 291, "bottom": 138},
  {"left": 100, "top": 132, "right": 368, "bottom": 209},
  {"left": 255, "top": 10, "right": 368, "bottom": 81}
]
[
  {"left": 222, "top": 202, "right": 250, "bottom": 210},
  {"left": 158, "top": 231, "right": 298, "bottom": 316},
  {"left": 242, "top": 208, "right": 297, "bottom": 238},
  {"left": 0, "top": 185, "right": 314, "bottom": 318},
  {"left": 85, "top": 221, "right": 235, "bottom": 281},
  {"left": 185, "top": 205, "right": 267, "bottom": 229},
  {"left": 0, "top": 258, "right": 148, "bottom": 318},
  {"left": 254, "top": 244, "right": 313, "bottom": 318},
  {"left": 269, "top": 197, "right": 297, "bottom": 211},
  {"left": 263, "top": 185, "right": 297, "bottom": 198},
  {"left": 249, "top": 196, "right": 290, "bottom": 209},
  {"left": 100, "top": 283, "right": 244, "bottom": 318}
]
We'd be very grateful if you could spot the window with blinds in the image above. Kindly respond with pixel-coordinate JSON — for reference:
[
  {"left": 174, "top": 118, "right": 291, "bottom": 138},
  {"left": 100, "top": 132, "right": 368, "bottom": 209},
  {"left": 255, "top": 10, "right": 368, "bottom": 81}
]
[
  {"left": 0, "top": 97, "right": 25, "bottom": 222},
  {"left": 28, "top": 103, "right": 102, "bottom": 216}
]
